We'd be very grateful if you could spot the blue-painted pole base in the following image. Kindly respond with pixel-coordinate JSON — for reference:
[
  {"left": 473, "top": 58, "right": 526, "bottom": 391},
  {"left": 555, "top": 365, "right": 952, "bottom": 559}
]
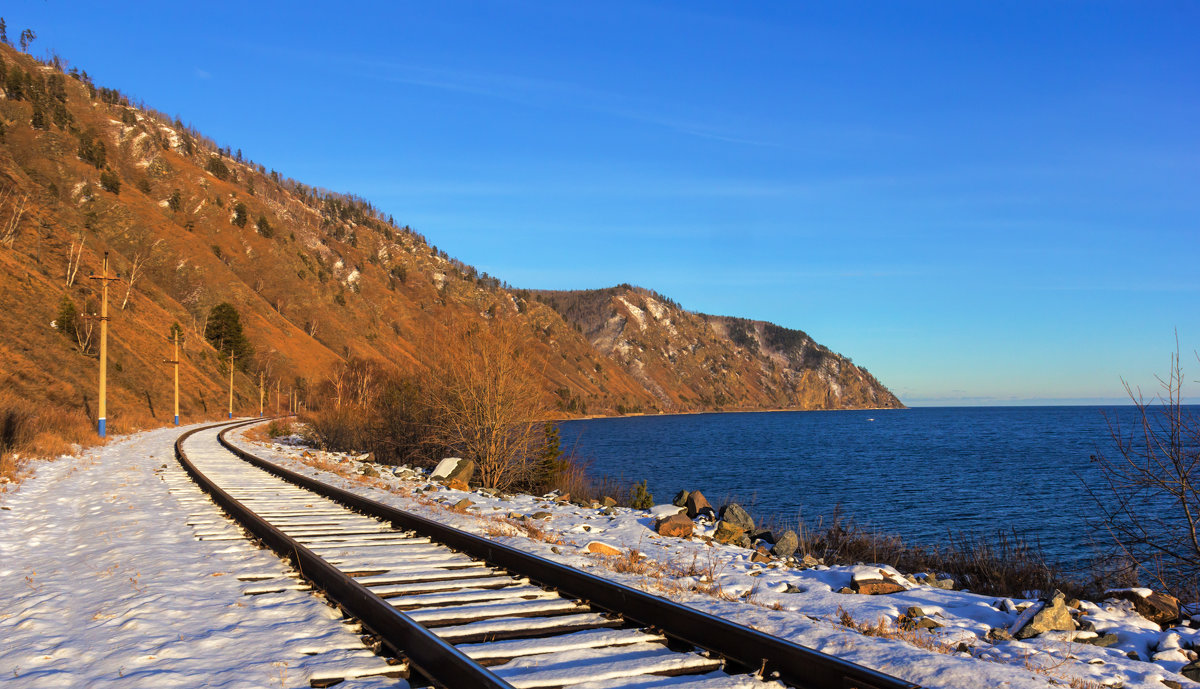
[
  {"left": 228, "top": 412, "right": 233, "bottom": 419},
  {"left": 98, "top": 418, "right": 106, "bottom": 438},
  {"left": 174, "top": 415, "right": 179, "bottom": 426}
]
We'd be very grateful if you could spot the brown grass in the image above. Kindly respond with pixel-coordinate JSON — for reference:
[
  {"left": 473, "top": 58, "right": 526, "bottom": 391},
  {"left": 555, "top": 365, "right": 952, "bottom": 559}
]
[
  {"left": 0, "top": 389, "right": 92, "bottom": 487},
  {"left": 765, "top": 508, "right": 1105, "bottom": 601},
  {"left": 833, "top": 607, "right": 1107, "bottom": 689}
]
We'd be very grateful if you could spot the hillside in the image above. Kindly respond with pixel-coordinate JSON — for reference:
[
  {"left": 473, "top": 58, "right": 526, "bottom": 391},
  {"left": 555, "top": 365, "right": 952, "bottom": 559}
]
[
  {"left": 533, "top": 286, "right": 902, "bottom": 411},
  {"left": 0, "top": 41, "right": 899, "bottom": 442}
]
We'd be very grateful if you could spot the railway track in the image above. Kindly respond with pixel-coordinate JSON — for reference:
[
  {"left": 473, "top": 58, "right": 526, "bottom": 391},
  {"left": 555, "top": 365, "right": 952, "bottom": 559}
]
[{"left": 175, "top": 419, "right": 921, "bottom": 689}]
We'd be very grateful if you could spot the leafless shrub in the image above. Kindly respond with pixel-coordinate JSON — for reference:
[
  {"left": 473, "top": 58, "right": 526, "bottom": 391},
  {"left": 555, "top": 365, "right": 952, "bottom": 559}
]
[
  {"left": 425, "top": 322, "right": 552, "bottom": 491},
  {"left": 1087, "top": 343, "right": 1200, "bottom": 602}
]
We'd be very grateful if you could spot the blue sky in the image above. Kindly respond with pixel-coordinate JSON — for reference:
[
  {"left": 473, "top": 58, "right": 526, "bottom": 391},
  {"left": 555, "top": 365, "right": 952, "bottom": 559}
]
[{"left": 11, "top": 2, "right": 1198, "bottom": 405}]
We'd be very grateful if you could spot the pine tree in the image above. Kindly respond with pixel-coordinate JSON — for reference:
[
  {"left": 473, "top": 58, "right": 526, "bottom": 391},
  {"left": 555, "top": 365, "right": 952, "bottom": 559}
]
[
  {"left": 232, "top": 201, "right": 248, "bottom": 227},
  {"left": 204, "top": 302, "right": 253, "bottom": 369},
  {"left": 56, "top": 295, "right": 78, "bottom": 343},
  {"left": 255, "top": 214, "right": 273, "bottom": 238},
  {"left": 167, "top": 189, "right": 182, "bottom": 212}
]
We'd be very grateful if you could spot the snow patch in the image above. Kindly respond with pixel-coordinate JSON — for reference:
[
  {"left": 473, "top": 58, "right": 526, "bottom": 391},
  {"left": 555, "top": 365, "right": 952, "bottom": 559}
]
[{"left": 617, "top": 297, "right": 647, "bottom": 331}]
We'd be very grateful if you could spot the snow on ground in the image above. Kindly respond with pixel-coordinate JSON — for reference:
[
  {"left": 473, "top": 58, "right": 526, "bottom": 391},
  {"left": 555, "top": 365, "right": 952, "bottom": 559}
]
[
  {"left": 0, "top": 423, "right": 405, "bottom": 689},
  {"left": 617, "top": 296, "right": 648, "bottom": 331},
  {"left": 230, "top": 424, "right": 1200, "bottom": 689}
]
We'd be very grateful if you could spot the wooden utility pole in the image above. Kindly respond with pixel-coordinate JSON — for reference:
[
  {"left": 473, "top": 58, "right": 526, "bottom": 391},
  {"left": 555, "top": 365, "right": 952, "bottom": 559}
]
[
  {"left": 275, "top": 379, "right": 280, "bottom": 415},
  {"left": 258, "top": 371, "right": 264, "bottom": 418},
  {"left": 88, "top": 252, "right": 119, "bottom": 437},
  {"left": 164, "top": 329, "right": 182, "bottom": 426},
  {"left": 227, "top": 350, "right": 237, "bottom": 419}
]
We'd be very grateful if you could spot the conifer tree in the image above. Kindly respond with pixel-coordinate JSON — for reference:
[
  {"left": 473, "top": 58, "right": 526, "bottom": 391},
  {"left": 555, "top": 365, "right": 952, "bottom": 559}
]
[
  {"left": 232, "top": 202, "right": 248, "bottom": 227},
  {"left": 56, "top": 295, "right": 78, "bottom": 343},
  {"left": 204, "top": 302, "right": 253, "bottom": 369},
  {"left": 255, "top": 215, "right": 273, "bottom": 238}
]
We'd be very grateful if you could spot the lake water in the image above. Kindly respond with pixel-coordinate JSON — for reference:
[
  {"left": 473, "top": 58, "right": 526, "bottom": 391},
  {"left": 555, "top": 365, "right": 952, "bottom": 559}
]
[{"left": 560, "top": 406, "right": 1163, "bottom": 572}]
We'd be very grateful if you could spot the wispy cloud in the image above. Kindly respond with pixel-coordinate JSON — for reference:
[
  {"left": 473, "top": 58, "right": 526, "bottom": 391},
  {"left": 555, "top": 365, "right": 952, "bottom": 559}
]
[
  {"left": 194, "top": 68, "right": 211, "bottom": 80},
  {"left": 270, "top": 45, "right": 784, "bottom": 148}
]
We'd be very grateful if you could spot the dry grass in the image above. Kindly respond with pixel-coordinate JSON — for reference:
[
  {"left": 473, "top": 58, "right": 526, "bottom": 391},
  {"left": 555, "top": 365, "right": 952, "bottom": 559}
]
[
  {"left": 763, "top": 508, "right": 1104, "bottom": 601},
  {"left": 0, "top": 389, "right": 92, "bottom": 487},
  {"left": 834, "top": 607, "right": 1108, "bottom": 689},
  {"left": 478, "top": 514, "right": 562, "bottom": 544},
  {"left": 835, "top": 607, "right": 956, "bottom": 655}
]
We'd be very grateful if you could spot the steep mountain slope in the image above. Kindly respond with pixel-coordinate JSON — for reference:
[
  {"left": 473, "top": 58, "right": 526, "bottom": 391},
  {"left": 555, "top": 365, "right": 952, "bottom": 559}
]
[
  {"left": 533, "top": 286, "right": 902, "bottom": 411},
  {"left": 0, "top": 43, "right": 898, "bottom": 437}
]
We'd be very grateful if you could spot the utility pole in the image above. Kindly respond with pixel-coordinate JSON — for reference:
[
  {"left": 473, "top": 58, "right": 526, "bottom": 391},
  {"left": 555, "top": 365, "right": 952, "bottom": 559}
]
[
  {"left": 88, "top": 252, "right": 119, "bottom": 437},
  {"left": 275, "top": 379, "right": 280, "bottom": 415},
  {"left": 258, "top": 371, "right": 264, "bottom": 418},
  {"left": 227, "top": 350, "right": 237, "bottom": 420},
  {"left": 164, "top": 328, "right": 182, "bottom": 425}
]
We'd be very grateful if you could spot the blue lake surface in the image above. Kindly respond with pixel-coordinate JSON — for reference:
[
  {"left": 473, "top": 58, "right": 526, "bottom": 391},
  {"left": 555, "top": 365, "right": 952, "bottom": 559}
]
[{"left": 561, "top": 406, "right": 1169, "bottom": 572}]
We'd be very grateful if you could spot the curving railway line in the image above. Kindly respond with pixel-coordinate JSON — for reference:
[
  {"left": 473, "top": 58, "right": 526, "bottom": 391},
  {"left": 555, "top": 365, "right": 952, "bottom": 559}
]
[{"left": 175, "top": 419, "right": 921, "bottom": 689}]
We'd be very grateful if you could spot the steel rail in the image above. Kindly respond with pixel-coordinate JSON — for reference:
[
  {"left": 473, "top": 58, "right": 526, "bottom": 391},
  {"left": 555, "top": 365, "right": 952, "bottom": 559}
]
[
  {"left": 174, "top": 420, "right": 514, "bottom": 689},
  {"left": 214, "top": 422, "right": 920, "bottom": 689}
]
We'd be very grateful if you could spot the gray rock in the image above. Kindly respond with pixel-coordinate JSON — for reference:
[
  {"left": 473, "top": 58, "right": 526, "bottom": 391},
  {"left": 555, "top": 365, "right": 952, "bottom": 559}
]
[
  {"left": 1011, "top": 591, "right": 1076, "bottom": 640},
  {"left": 672, "top": 490, "right": 690, "bottom": 507},
  {"left": 530, "top": 511, "right": 552, "bottom": 520},
  {"left": 771, "top": 530, "right": 799, "bottom": 559},
  {"left": 1180, "top": 659, "right": 1200, "bottom": 681},
  {"left": 987, "top": 627, "right": 1015, "bottom": 642},
  {"left": 1087, "top": 633, "right": 1120, "bottom": 648},
  {"left": 719, "top": 503, "right": 755, "bottom": 531},
  {"left": 783, "top": 583, "right": 804, "bottom": 594}
]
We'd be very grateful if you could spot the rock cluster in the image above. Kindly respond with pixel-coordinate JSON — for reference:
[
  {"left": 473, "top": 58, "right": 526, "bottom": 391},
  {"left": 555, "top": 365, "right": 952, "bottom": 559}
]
[{"left": 657, "top": 490, "right": 810, "bottom": 569}]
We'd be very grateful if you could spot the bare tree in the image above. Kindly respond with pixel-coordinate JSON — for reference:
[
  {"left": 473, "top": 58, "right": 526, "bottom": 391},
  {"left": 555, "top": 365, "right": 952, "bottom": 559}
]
[
  {"left": 121, "top": 239, "right": 162, "bottom": 309},
  {"left": 1089, "top": 343, "right": 1200, "bottom": 602},
  {"left": 425, "top": 322, "right": 551, "bottom": 491},
  {"left": 75, "top": 313, "right": 97, "bottom": 355},
  {"left": 0, "top": 186, "right": 28, "bottom": 248},
  {"left": 65, "top": 234, "right": 85, "bottom": 287}
]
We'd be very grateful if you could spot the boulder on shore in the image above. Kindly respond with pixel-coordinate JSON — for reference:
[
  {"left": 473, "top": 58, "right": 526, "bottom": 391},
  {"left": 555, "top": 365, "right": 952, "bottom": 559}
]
[
  {"left": 1011, "top": 591, "right": 1076, "bottom": 639},
  {"left": 655, "top": 513, "right": 694, "bottom": 538},
  {"left": 713, "top": 520, "right": 745, "bottom": 545},
  {"left": 772, "top": 530, "right": 799, "bottom": 558},
  {"left": 719, "top": 503, "right": 754, "bottom": 531},
  {"left": 672, "top": 490, "right": 691, "bottom": 507},
  {"left": 431, "top": 457, "right": 475, "bottom": 485},
  {"left": 686, "top": 491, "right": 715, "bottom": 519},
  {"left": 850, "top": 569, "right": 906, "bottom": 595},
  {"left": 1106, "top": 588, "right": 1180, "bottom": 629}
]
